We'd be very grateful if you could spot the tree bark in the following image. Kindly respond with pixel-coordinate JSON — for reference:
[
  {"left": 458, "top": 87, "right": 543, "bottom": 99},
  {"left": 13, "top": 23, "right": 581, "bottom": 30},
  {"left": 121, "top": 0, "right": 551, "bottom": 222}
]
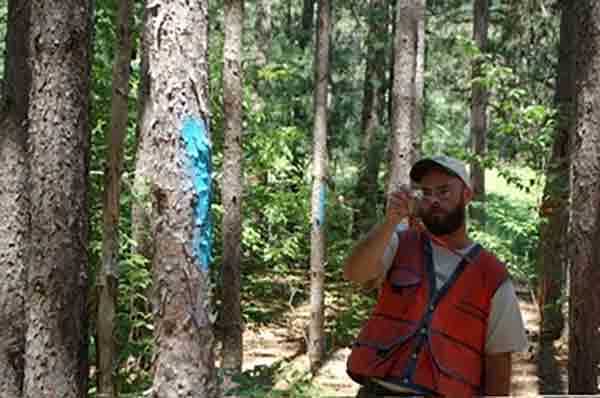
[
  {"left": 469, "top": 0, "right": 490, "bottom": 223},
  {"left": 137, "top": 1, "right": 217, "bottom": 396},
  {"left": 24, "top": 1, "right": 93, "bottom": 397},
  {"left": 308, "top": 0, "right": 331, "bottom": 375},
  {"left": 353, "top": 0, "right": 388, "bottom": 237},
  {"left": 387, "top": 0, "right": 396, "bottom": 130},
  {"left": 412, "top": 0, "right": 425, "bottom": 162},
  {"left": 255, "top": 0, "right": 271, "bottom": 68},
  {"left": 388, "top": 0, "right": 420, "bottom": 194},
  {"left": 0, "top": 1, "right": 31, "bottom": 395},
  {"left": 221, "top": 0, "right": 244, "bottom": 374},
  {"left": 568, "top": 0, "right": 600, "bottom": 393},
  {"left": 133, "top": 4, "right": 154, "bottom": 265},
  {"left": 537, "top": 0, "right": 575, "bottom": 342},
  {"left": 97, "top": 0, "right": 135, "bottom": 396},
  {"left": 299, "top": 0, "right": 315, "bottom": 49}
]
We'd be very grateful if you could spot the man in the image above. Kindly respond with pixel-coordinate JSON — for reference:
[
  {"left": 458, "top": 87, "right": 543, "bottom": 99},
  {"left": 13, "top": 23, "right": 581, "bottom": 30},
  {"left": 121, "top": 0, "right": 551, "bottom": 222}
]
[{"left": 344, "top": 156, "right": 528, "bottom": 397}]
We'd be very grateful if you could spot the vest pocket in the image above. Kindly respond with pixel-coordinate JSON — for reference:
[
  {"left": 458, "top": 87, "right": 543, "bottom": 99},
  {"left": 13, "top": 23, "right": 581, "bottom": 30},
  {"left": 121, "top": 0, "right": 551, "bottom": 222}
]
[
  {"left": 455, "top": 299, "right": 488, "bottom": 322},
  {"left": 428, "top": 332, "right": 483, "bottom": 392},
  {"left": 347, "top": 315, "right": 418, "bottom": 381},
  {"left": 388, "top": 266, "right": 421, "bottom": 293}
]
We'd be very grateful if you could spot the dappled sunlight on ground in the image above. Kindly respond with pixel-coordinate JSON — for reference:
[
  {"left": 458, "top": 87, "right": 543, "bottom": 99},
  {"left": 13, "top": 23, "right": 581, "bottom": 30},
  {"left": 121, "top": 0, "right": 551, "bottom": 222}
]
[{"left": 220, "top": 282, "right": 568, "bottom": 397}]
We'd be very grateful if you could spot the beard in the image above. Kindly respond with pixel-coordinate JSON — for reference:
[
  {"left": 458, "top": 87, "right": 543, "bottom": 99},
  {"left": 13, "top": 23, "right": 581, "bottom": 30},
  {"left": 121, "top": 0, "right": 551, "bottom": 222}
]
[{"left": 420, "top": 199, "right": 466, "bottom": 236}]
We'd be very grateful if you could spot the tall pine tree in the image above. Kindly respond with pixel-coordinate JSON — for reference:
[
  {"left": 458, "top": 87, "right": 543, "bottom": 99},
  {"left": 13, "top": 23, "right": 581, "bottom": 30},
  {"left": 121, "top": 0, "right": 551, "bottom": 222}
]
[
  {"left": 136, "top": 0, "right": 217, "bottom": 395},
  {"left": 0, "top": 0, "right": 31, "bottom": 393},
  {"left": 308, "top": 0, "right": 331, "bottom": 374},
  {"left": 24, "top": 1, "right": 93, "bottom": 396},
  {"left": 568, "top": 0, "right": 600, "bottom": 393}
]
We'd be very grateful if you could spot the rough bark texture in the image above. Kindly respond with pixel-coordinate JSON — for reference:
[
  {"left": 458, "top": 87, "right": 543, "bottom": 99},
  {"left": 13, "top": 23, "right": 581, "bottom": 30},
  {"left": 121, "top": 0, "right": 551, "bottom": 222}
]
[
  {"left": 537, "top": 0, "right": 575, "bottom": 342},
  {"left": 568, "top": 0, "right": 600, "bottom": 393},
  {"left": 353, "top": 0, "right": 388, "bottom": 238},
  {"left": 0, "top": 119, "right": 28, "bottom": 398},
  {"left": 388, "top": 0, "right": 419, "bottom": 193},
  {"left": 412, "top": 0, "right": 425, "bottom": 162},
  {"left": 221, "top": 0, "right": 244, "bottom": 374},
  {"left": 299, "top": 0, "right": 315, "bottom": 49},
  {"left": 97, "top": 0, "right": 135, "bottom": 396},
  {"left": 24, "top": 1, "right": 93, "bottom": 397},
  {"left": 0, "top": 1, "right": 31, "bottom": 396},
  {"left": 133, "top": 5, "right": 154, "bottom": 264},
  {"left": 308, "top": 0, "right": 330, "bottom": 374},
  {"left": 3, "top": 0, "right": 30, "bottom": 118},
  {"left": 387, "top": 0, "right": 396, "bottom": 129},
  {"left": 137, "top": 1, "right": 217, "bottom": 396},
  {"left": 255, "top": 0, "right": 271, "bottom": 68},
  {"left": 469, "top": 0, "right": 489, "bottom": 223}
]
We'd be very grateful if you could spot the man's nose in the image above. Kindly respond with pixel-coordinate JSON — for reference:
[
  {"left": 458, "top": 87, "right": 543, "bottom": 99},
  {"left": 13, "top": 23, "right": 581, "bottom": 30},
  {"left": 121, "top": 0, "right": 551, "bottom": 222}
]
[{"left": 426, "top": 197, "right": 441, "bottom": 207}]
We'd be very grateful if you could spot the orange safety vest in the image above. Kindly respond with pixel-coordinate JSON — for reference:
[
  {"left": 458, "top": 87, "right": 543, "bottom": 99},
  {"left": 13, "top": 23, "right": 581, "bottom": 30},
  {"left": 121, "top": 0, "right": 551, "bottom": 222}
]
[{"left": 347, "top": 230, "right": 508, "bottom": 397}]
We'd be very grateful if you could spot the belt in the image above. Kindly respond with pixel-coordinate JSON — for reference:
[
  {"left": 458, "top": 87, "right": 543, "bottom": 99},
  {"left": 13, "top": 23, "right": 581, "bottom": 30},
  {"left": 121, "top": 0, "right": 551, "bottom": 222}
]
[{"left": 356, "top": 381, "right": 425, "bottom": 397}]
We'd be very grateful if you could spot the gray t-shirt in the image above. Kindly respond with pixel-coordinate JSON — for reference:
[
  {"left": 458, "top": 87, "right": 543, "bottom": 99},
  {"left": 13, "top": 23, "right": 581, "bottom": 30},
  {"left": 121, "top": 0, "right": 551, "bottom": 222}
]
[{"left": 380, "top": 224, "right": 528, "bottom": 354}]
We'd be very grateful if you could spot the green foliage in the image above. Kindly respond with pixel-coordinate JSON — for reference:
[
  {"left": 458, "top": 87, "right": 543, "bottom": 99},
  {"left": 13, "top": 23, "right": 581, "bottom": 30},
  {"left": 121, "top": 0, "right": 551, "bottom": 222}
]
[
  {"left": 470, "top": 168, "right": 543, "bottom": 282},
  {"left": 424, "top": 2, "right": 558, "bottom": 177},
  {"left": 87, "top": 0, "right": 149, "bottom": 395},
  {"left": 0, "top": 0, "right": 555, "bottom": 395}
]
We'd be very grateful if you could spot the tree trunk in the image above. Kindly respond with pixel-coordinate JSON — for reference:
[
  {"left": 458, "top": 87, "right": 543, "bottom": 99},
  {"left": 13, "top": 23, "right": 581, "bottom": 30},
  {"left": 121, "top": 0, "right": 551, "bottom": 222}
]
[
  {"left": 97, "top": 0, "right": 135, "bottom": 396},
  {"left": 255, "top": 0, "right": 271, "bottom": 68},
  {"left": 412, "top": 0, "right": 425, "bottom": 162},
  {"left": 0, "top": 1, "right": 31, "bottom": 395},
  {"left": 353, "top": 0, "right": 388, "bottom": 237},
  {"left": 137, "top": 1, "right": 217, "bottom": 396},
  {"left": 133, "top": 4, "right": 154, "bottom": 265},
  {"left": 388, "top": 0, "right": 420, "bottom": 194},
  {"left": 387, "top": 0, "right": 396, "bottom": 130},
  {"left": 221, "top": 0, "right": 244, "bottom": 374},
  {"left": 286, "top": 0, "right": 293, "bottom": 40},
  {"left": 299, "top": 0, "right": 315, "bottom": 49},
  {"left": 537, "top": 0, "right": 575, "bottom": 342},
  {"left": 308, "top": 0, "right": 331, "bottom": 375},
  {"left": 568, "top": 1, "right": 600, "bottom": 393},
  {"left": 24, "top": 1, "right": 93, "bottom": 397},
  {"left": 469, "top": 0, "right": 489, "bottom": 224}
]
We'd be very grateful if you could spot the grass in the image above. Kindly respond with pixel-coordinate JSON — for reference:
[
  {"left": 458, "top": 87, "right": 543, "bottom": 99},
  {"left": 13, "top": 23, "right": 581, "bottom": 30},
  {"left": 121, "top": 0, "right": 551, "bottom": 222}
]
[{"left": 470, "top": 166, "right": 543, "bottom": 282}]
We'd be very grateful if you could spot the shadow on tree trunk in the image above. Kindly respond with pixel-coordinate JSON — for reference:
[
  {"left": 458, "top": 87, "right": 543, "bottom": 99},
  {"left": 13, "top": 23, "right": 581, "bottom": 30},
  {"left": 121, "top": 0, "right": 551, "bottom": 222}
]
[{"left": 537, "top": 337, "right": 566, "bottom": 395}]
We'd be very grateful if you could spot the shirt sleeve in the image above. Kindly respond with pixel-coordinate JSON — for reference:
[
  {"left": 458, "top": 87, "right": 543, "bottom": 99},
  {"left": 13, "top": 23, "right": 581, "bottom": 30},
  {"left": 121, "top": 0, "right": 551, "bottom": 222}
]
[
  {"left": 381, "top": 230, "right": 399, "bottom": 276},
  {"left": 368, "top": 223, "right": 406, "bottom": 288},
  {"left": 485, "top": 279, "right": 529, "bottom": 354}
]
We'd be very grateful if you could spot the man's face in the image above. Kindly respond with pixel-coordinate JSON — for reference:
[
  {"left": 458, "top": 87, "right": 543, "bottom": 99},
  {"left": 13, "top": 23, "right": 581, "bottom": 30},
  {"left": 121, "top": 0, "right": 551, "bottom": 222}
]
[{"left": 416, "top": 168, "right": 470, "bottom": 236}]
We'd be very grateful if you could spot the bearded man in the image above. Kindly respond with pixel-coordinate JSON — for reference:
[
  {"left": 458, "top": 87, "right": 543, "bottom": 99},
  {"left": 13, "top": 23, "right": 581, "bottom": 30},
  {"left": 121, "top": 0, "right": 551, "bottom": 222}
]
[{"left": 344, "top": 156, "right": 528, "bottom": 397}]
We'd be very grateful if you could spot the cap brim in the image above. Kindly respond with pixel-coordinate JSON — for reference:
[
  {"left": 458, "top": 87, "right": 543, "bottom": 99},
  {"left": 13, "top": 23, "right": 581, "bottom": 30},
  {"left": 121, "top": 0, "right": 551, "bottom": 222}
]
[{"left": 409, "top": 158, "right": 459, "bottom": 183}]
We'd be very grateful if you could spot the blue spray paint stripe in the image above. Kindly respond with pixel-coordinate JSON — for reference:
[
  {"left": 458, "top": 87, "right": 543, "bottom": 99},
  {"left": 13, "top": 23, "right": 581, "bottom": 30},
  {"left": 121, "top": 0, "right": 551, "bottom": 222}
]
[
  {"left": 181, "top": 116, "right": 213, "bottom": 272},
  {"left": 316, "top": 181, "right": 327, "bottom": 227}
]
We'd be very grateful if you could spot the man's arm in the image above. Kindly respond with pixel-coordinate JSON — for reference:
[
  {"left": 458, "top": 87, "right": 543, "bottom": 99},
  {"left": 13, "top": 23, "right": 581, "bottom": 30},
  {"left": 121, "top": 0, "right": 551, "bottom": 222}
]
[
  {"left": 342, "top": 220, "right": 396, "bottom": 284},
  {"left": 484, "top": 352, "right": 511, "bottom": 396},
  {"left": 483, "top": 280, "right": 528, "bottom": 396},
  {"left": 343, "top": 190, "right": 411, "bottom": 284}
]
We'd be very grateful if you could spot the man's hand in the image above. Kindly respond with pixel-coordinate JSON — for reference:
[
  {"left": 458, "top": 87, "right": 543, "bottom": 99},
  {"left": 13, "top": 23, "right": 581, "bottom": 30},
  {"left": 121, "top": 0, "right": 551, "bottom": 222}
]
[
  {"left": 343, "top": 187, "right": 417, "bottom": 284},
  {"left": 386, "top": 187, "right": 416, "bottom": 226}
]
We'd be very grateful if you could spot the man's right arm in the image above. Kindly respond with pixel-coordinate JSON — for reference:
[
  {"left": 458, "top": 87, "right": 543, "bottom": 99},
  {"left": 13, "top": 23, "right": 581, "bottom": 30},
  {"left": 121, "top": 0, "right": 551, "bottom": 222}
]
[
  {"left": 342, "top": 220, "right": 398, "bottom": 284},
  {"left": 343, "top": 190, "right": 413, "bottom": 284}
]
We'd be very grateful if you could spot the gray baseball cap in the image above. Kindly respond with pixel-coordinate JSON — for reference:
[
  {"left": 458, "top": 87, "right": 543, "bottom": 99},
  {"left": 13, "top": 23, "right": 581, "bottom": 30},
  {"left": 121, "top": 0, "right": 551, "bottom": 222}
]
[{"left": 409, "top": 155, "right": 472, "bottom": 189}]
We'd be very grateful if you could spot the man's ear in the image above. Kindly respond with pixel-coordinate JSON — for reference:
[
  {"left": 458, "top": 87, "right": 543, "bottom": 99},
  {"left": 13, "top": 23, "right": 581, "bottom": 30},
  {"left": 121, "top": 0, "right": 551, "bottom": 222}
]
[{"left": 463, "top": 185, "right": 474, "bottom": 203}]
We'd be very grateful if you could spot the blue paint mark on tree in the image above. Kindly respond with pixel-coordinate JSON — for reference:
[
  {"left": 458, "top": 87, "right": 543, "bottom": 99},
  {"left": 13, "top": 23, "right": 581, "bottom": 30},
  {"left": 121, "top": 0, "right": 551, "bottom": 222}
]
[
  {"left": 316, "top": 181, "right": 327, "bottom": 227},
  {"left": 181, "top": 116, "right": 213, "bottom": 272}
]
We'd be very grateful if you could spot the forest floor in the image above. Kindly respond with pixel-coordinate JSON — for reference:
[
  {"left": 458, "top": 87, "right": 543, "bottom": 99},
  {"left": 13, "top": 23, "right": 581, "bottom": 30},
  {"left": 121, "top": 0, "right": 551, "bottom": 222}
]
[{"left": 221, "top": 278, "right": 568, "bottom": 397}]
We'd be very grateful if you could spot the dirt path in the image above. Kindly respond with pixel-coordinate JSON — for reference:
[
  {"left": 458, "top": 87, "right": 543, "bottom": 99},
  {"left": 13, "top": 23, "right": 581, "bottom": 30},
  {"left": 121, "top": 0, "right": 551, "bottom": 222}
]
[{"left": 229, "top": 284, "right": 567, "bottom": 397}]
